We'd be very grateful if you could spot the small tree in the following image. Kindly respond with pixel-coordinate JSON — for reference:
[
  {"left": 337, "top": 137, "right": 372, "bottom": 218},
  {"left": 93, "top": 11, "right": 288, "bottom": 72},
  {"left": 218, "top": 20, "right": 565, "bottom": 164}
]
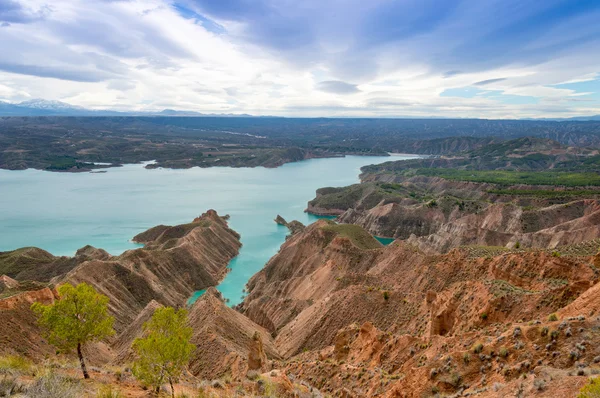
[
  {"left": 132, "top": 307, "right": 196, "bottom": 397},
  {"left": 32, "top": 283, "right": 115, "bottom": 379}
]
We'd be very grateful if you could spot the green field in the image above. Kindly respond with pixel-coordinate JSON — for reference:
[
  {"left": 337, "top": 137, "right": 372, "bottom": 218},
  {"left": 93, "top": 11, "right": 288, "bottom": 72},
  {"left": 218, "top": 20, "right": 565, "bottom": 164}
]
[
  {"left": 410, "top": 169, "right": 600, "bottom": 187},
  {"left": 487, "top": 189, "right": 600, "bottom": 197}
]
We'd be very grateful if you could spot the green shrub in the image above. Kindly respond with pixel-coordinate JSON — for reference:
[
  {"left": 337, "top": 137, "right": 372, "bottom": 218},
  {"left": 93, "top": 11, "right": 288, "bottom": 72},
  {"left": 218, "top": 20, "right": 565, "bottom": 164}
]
[
  {"left": 499, "top": 347, "right": 509, "bottom": 358},
  {"left": 480, "top": 312, "right": 488, "bottom": 321},
  {"left": 383, "top": 291, "right": 390, "bottom": 301},
  {"left": 449, "top": 372, "right": 462, "bottom": 388},
  {"left": 541, "top": 326, "right": 549, "bottom": 337},
  {"left": 472, "top": 343, "right": 484, "bottom": 354},
  {"left": 97, "top": 385, "right": 123, "bottom": 398},
  {"left": 577, "top": 377, "right": 600, "bottom": 398},
  {"left": 548, "top": 313, "right": 559, "bottom": 322}
]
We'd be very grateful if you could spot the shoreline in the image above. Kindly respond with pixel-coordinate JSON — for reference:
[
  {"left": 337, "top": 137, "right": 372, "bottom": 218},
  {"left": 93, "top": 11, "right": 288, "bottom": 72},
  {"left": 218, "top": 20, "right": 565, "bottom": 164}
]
[{"left": 0, "top": 152, "right": 396, "bottom": 174}]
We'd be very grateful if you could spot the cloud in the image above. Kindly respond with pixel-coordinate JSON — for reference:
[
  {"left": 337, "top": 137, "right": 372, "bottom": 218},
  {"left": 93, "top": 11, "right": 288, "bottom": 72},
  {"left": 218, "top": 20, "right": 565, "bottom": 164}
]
[
  {"left": 0, "top": 0, "right": 597, "bottom": 118},
  {"left": 316, "top": 81, "right": 360, "bottom": 95},
  {"left": 474, "top": 78, "right": 507, "bottom": 86},
  {"left": 0, "top": 62, "right": 112, "bottom": 82},
  {"left": 0, "top": 1, "right": 50, "bottom": 23}
]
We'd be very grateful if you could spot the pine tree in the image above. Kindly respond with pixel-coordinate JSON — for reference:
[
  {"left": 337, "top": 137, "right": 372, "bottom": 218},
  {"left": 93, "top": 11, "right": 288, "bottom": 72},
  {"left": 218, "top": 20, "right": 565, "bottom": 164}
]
[
  {"left": 32, "top": 283, "right": 115, "bottom": 379},
  {"left": 132, "top": 307, "right": 196, "bottom": 397}
]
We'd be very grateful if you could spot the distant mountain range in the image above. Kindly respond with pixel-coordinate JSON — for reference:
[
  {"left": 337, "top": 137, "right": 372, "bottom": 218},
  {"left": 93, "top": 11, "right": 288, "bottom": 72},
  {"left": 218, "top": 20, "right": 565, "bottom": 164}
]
[
  {"left": 0, "top": 99, "right": 255, "bottom": 117},
  {"left": 0, "top": 99, "right": 599, "bottom": 120}
]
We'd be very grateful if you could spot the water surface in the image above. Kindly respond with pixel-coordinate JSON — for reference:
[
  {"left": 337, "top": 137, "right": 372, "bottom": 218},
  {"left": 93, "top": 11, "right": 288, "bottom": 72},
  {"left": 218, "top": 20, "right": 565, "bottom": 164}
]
[{"left": 0, "top": 155, "right": 418, "bottom": 305}]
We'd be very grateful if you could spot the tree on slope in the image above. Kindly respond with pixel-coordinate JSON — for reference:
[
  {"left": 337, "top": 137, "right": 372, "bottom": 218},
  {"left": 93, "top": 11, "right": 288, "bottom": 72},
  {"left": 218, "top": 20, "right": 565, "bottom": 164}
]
[
  {"left": 132, "top": 307, "right": 196, "bottom": 397},
  {"left": 32, "top": 282, "right": 115, "bottom": 379}
]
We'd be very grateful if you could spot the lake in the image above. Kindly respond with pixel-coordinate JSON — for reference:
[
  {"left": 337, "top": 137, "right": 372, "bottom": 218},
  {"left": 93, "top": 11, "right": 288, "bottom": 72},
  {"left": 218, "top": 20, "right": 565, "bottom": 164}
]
[{"left": 0, "top": 155, "right": 418, "bottom": 306}]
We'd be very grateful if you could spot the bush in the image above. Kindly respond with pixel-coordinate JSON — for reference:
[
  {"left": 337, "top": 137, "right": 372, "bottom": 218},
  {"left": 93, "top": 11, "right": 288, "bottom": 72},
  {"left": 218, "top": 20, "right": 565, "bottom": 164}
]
[
  {"left": 472, "top": 343, "right": 484, "bottom": 354},
  {"left": 27, "top": 372, "right": 81, "bottom": 398},
  {"left": 480, "top": 312, "right": 488, "bottom": 321},
  {"left": 541, "top": 326, "right": 549, "bottom": 337},
  {"left": 548, "top": 313, "right": 559, "bottom": 322},
  {"left": 534, "top": 378, "right": 547, "bottom": 392},
  {"left": 499, "top": 347, "right": 509, "bottom": 358},
  {"left": 578, "top": 377, "right": 600, "bottom": 398},
  {"left": 448, "top": 372, "right": 462, "bottom": 388},
  {"left": 97, "top": 385, "right": 124, "bottom": 398},
  {"left": 383, "top": 291, "right": 390, "bottom": 301},
  {"left": 493, "top": 382, "right": 505, "bottom": 392},
  {"left": 0, "top": 376, "right": 26, "bottom": 396},
  {"left": 463, "top": 353, "right": 471, "bottom": 364},
  {"left": 0, "top": 355, "right": 33, "bottom": 375},
  {"left": 258, "top": 377, "right": 276, "bottom": 397}
]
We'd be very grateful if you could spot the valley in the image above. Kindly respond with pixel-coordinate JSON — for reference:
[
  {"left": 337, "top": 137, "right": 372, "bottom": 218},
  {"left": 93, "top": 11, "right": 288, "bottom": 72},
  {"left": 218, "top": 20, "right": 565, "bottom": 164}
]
[{"left": 1, "top": 135, "right": 600, "bottom": 397}]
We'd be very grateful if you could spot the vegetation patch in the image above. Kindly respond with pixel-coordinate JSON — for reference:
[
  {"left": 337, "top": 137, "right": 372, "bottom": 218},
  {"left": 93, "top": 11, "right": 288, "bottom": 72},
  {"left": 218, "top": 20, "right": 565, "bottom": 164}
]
[
  {"left": 321, "top": 222, "right": 383, "bottom": 250},
  {"left": 403, "top": 168, "right": 600, "bottom": 187}
]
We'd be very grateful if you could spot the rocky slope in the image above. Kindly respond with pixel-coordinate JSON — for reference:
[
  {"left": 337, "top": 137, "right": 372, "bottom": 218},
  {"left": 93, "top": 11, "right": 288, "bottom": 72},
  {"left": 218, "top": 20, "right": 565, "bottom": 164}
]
[
  {"left": 308, "top": 173, "right": 600, "bottom": 254},
  {"left": 307, "top": 137, "right": 600, "bottom": 256},
  {"left": 2, "top": 209, "right": 600, "bottom": 396},
  {"left": 0, "top": 210, "right": 242, "bottom": 359},
  {"left": 186, "top": 287, "right": 279, "bottom": 379},
  {"left": 65, "top": 210, "right": 241, "bottom": 331},
  {"left": 240, "top": 219, "right": 600, "bottom": 396}
]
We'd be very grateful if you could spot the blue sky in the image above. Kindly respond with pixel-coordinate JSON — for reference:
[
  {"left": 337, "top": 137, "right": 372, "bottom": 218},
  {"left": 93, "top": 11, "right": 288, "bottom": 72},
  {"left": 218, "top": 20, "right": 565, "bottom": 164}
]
[{"left": 0, "top": 0, "right": 599, "bottom": 118}]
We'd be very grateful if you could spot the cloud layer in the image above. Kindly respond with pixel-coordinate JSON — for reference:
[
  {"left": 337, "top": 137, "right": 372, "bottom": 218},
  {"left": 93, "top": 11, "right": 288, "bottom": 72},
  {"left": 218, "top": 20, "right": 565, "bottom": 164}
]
[{"left": 0, "top": 0, "right": 599, "bottom": 118}]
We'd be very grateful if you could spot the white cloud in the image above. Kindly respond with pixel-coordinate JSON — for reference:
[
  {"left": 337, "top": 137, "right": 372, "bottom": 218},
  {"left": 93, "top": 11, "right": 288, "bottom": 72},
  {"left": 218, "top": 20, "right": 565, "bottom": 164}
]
[{"left": 0, "top": 0, "right": 598, "bottom": 118}]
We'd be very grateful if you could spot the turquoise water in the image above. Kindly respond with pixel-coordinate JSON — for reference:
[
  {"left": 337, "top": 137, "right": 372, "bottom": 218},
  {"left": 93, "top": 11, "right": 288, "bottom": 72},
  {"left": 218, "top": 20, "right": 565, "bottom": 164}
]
[
  {"left": 0, "top": 155, "right": 418, "bottom": 306},
  {"left": 374, "top": 236, "right": 395, "bottom": 246}
]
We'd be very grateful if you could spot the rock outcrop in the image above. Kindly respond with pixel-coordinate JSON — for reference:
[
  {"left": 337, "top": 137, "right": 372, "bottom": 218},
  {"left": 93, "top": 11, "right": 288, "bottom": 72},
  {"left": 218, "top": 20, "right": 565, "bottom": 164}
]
[
  {"left": 274, "top": 215, "right": 305, "bottom": 236},
  {"left": 0, "top": 274, "right": 19, "bottom": 292},
  {"left": 186, "top": 287, "right": 279, "bottom": 379}
]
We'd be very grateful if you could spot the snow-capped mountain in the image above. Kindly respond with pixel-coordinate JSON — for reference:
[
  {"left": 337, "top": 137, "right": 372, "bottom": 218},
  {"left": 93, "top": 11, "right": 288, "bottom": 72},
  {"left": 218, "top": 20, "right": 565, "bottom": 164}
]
[{"left": 17, "top": 99, "right": 86, "bottom": 111}]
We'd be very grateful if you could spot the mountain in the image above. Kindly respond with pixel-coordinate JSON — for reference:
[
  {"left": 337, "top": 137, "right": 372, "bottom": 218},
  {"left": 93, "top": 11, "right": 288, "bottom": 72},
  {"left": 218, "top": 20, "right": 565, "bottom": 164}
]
[
  {"left": 0, "top": 99, "right": 118, "bottom": 116},
  {"left": 17, "top": 99, "right": 85, "bottom": 111},
  {"left": 0, "top": 99, "right": 255, "bottom": 117}
]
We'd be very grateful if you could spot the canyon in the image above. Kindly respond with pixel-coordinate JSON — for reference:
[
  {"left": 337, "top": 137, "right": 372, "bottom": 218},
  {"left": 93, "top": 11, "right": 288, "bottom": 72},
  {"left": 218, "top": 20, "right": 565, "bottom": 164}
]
[
  {"left": 2, "top": 138, "right": 600, "bottom": 396},
  {"left": 2, "top": 208, "right": 600, "bottom": 397}
]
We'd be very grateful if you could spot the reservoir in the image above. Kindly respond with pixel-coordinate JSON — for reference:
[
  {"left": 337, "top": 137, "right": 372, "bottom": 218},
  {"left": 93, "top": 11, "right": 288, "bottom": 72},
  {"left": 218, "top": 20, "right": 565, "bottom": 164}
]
[{"left": 0, "top": 155, "right": 418, "bottom": 305}]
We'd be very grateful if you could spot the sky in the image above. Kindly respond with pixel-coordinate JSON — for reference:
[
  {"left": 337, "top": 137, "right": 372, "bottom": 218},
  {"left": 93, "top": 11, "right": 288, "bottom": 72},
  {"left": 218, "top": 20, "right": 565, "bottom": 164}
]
[{"left": 0, "top": 0, "right": 599, "bottom": 118}]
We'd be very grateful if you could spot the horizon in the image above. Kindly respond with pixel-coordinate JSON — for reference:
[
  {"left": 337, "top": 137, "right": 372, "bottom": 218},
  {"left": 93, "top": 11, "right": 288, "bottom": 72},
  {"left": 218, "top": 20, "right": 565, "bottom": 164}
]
[
  {"left": 1, "top": 96, "right": 600, "bottom": 120},
  {"left": 1, "top": 1, "right": 599, "bottom": 118}
]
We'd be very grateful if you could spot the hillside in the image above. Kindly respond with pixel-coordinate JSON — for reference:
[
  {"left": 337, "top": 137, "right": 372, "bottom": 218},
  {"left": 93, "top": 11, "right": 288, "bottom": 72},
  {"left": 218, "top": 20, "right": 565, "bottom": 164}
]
[
  {"left": 0, "top": 210, "right": 241, "bottom": 357},
  {"left": 2, "top": 211, "right": 600, "bottom": 396},
  {"left": 307, "top": 138, "right": 600, "bottom": 254},
  {"left": 2, "top": 118, "right": 600, "bottom": 171},
  {"left": 239, "top": 220, "right": 600, "bottom": 397}
]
